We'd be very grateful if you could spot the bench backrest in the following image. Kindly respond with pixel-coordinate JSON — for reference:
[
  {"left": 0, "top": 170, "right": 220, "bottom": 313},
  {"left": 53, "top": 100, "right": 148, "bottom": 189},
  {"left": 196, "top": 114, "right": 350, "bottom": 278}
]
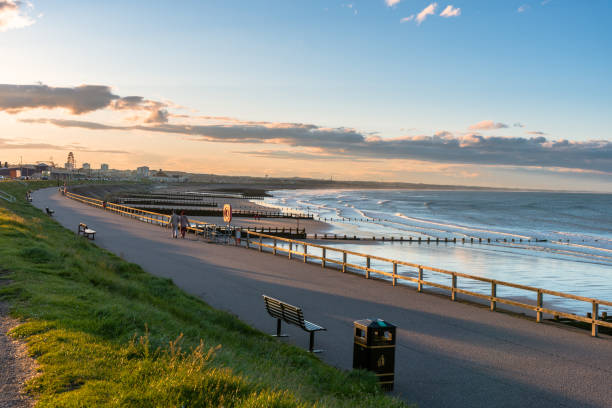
[{"left": 263, "top": 295, "right": 306, "bottom": 330}]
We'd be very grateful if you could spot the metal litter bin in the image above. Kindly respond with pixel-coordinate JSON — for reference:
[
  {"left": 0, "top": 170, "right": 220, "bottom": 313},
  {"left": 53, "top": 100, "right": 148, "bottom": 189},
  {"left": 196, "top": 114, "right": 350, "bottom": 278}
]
[{"left": 353, "top": 318, "right": 396, "bottom": 391}]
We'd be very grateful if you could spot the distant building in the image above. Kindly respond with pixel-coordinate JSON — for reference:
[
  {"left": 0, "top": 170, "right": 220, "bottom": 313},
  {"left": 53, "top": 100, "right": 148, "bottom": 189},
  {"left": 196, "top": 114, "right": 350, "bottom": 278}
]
[
  {"left": 82, "top": 163, "right": 91, "bottom": 170},
  {"left": 101, "top": 163, "right": 109, "bottom": 171},
  {"left": 136, "top": 166, "right": 150, "bottom": 178}
]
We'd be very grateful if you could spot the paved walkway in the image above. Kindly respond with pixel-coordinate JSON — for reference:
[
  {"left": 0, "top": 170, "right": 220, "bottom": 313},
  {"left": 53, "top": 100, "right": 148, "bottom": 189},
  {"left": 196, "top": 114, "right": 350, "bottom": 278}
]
[{"left": 34, "top": 188, "right": 612, "bottom": 408}]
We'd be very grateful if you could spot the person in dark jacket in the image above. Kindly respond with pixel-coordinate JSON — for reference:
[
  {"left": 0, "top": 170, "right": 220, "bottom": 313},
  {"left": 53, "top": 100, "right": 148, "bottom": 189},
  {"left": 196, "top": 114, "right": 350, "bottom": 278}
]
[{"left": 180, "top": 211, "right": 190, "bottom": 239}]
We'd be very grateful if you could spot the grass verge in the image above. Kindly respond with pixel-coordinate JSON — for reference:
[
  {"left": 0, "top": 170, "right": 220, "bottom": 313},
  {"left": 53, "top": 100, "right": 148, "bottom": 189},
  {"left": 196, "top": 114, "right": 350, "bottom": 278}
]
[{"left": 0, "top": 181, "right": 410, "bottom": 407}]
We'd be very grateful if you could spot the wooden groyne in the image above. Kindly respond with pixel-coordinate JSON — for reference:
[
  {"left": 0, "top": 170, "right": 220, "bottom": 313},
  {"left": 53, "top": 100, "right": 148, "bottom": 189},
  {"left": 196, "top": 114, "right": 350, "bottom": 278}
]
[{"left": 308, "top": 234, "right": 547, "bottom": 244}]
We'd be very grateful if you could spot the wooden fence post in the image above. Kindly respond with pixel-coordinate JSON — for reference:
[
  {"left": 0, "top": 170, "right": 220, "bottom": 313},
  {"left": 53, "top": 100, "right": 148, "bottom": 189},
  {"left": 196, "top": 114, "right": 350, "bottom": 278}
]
[
  {"left": 451, "top": 274, "right": 457, "bottom": 301},
  {"left": 342, "top": 252, "right": 347, "bottom": 273},
  {"left": 259, "top": 236, "right": 262, "bottom": 252},
  {"left": 288, "top": 242, "right": 292, "bottom": 260},
  {"left": 246, "top": 232, "right": 250, "bottom": 248},
  {"left": 303, "top": 245, "right": 307, "bottom": 263},
  {"left": 418, "top": 267, "right": 423, "bottom": 292},
  {"left": 592, "top": 302, "right": 599, "bottom": 337},
  {"left": 490, "top": 282, "right": 497, "bottom": 311},
  {"left": 536, "top": 290, "right": 543, "bottom": 323},
  {"left": 322, "top": 248, "right": 326, "bottom": 268},
  {"left": 273, "top": 239, "right": 277, "bottom": 255},
  {"left": 366, "top": 257, "right": 370, "bottom": 279},
  {"left": 393, "top": 262, "right": 397, "bottom": 286}
]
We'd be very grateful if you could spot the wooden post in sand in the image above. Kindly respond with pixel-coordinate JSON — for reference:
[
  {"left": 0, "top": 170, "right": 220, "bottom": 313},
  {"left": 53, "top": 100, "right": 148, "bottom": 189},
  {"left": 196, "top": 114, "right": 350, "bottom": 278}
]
[
  {"left": 366, "top": 257, "right": 370, "bottom": 279},
  {"left": 490, "top": 282, "right": 497, "bottom": 311},
  {"left": 342, "top": 252, "right": 347, "bottom": 273},
  {"left": 451, "top": 274, "right": 457, "bottom": 301},
  {"left": 288, "top": 242, "right": 292, "bottom": 260},
  {"left": 303, "top": 245, "right": 307, "bottom": 263},
  {"left": 273, "top": 239, "right": 277, "bottom": 255}
]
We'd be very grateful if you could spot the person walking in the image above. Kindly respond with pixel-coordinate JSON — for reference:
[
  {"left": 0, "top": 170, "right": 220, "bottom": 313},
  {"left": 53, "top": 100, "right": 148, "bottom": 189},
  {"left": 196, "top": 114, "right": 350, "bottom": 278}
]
[
  {"left": 170, "top": 210, "right": 179, "bottom": 239},
  {"left": 180, "top": 211, "right": 190, "bottom": 239}
]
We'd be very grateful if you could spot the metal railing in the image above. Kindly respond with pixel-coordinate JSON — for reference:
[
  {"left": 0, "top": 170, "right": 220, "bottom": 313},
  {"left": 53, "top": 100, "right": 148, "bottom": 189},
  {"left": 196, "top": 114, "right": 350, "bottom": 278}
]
[
  {"left": 244, "top": 230, "right": 612, "bottom": 337},
  {"left": 0, "top": 190, "right": 16, "bottom": 203}
]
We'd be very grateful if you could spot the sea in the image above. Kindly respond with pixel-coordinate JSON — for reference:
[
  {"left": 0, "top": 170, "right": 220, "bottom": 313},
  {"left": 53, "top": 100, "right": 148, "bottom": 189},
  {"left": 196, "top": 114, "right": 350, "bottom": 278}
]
[{"left": 255, "top": 189, "right": 612, "bottom": 315}]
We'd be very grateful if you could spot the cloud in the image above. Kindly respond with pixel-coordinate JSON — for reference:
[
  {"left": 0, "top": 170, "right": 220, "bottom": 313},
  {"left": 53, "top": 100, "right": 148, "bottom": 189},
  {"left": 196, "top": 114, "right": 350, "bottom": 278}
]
[
  {"left": 236, "top": 150, "right": 374, "bottom": 162},
  {"left": 0, "top": 0, "right": 36, "bottom": 32},
  {"left": 0, "top": 137, "right": 128, "bottom": 154},
  {"left": 468, "top": 120, "right": 509, "bottom": 131},
  {"left": 439, "top": 5, "right": 461, "bottom": 18},
  {"left": 416, "top": 3, "right": 437, "bottom": 25},
  {"left": 22, "top": 117, "right": 612, "bottom": 174},
  {"left": 0, "top": 84, "right": 118, "bottom": 114},
  {"left": 400, "top": 15, "right": 414, "bottom": 23},
  {"left": 518, "top": 4, "right": 529, "bottom": 13},
  {"left": 513, "top": 122, "right": 524, "bottom": 128},
  {"left": 385, "top": 0, "right": 401, "bottom": 6},
  {"left": 526, "top": 131, "right": 547, "bottom": 135},
  {"left": 0, "top": 83, "right": 169, "bottom": 122}
]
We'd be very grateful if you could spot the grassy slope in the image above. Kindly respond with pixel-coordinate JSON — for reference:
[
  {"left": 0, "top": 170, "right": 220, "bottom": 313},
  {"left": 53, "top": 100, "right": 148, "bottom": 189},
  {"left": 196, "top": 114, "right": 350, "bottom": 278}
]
[{"left": 0, "top": 181, "right": 409, "bottom": 408}]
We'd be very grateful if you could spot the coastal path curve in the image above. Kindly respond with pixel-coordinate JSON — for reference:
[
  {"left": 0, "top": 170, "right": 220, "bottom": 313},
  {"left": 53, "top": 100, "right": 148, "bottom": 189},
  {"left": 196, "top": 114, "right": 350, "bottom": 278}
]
[{"left": 33, "top": 187, "right": 612, "bottom": 408}]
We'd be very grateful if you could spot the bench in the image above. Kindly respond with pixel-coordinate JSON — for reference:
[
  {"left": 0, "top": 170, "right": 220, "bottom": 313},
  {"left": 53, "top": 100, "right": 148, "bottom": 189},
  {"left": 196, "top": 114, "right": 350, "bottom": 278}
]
[
  {"left": 77, "top": 223, "right": 96, "bottom": 240},
  {"left": 263, "top": 295, "right": 326, "bottom": 353},
  {"left": 45, "top": 207, "right": 55, "bottom": 216}
]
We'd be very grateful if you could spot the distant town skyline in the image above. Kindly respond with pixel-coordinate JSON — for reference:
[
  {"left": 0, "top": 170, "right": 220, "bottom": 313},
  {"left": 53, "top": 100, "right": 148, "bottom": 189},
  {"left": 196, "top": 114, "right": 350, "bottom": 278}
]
[{"left": 1, "top": 1, "right": 611, "bottom": 192}]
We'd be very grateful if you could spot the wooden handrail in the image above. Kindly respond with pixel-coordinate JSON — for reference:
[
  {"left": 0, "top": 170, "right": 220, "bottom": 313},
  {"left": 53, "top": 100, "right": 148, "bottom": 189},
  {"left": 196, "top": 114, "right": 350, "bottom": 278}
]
[
  {"left": 63, "top": 190, "right": 611, "bottom": 337},
  {"left": 244, "top": 230, "right": 612, "bottom": 336}
]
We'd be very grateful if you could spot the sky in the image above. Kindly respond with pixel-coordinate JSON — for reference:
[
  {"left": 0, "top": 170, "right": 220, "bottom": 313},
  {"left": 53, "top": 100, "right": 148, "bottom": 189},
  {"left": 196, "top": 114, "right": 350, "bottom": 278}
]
[{"left": 0, "top": 0, "right": 611, "bottom": 192}]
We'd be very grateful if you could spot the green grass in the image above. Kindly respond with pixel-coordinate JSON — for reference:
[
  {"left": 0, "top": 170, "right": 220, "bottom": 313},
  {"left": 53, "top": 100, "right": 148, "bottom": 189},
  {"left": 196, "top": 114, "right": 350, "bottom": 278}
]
[{"left": 0, "top": 181, "right": 409, "bottom": 407}]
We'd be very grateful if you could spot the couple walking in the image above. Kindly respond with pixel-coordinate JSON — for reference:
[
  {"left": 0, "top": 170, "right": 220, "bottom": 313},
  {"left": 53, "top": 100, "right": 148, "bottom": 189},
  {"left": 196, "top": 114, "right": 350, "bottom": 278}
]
[{"left": 170, "top": 210, "right": 189, "bottom": 239}]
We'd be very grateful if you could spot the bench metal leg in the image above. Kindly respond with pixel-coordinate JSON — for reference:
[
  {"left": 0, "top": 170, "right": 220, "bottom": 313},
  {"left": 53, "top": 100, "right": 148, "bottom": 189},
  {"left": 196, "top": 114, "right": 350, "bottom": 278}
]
[
  {"left": 309, "top": 331, "right": 323, "bottom": 353},
  {"left": 272, "top": 318, "right": 288, "bottom": 337}
]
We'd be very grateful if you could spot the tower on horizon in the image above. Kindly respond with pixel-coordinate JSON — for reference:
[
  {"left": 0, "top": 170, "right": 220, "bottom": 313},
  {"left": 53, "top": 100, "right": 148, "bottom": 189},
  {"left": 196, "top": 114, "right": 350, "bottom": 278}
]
[{"left": 65, "top": 152, "right": 75, "bottom": 170}]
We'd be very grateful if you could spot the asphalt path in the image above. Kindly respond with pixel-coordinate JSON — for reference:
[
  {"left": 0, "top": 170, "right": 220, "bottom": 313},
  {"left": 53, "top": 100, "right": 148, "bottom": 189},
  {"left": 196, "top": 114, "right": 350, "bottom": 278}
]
[{"left": 34, "top": 187, "right": 612, "bottom": 408}]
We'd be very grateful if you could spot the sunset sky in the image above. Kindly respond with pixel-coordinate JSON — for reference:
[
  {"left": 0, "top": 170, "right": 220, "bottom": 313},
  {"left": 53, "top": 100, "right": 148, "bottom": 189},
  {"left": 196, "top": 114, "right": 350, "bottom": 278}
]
[{"left": 1, "top": 0, "right": 611, "bottom": 191}]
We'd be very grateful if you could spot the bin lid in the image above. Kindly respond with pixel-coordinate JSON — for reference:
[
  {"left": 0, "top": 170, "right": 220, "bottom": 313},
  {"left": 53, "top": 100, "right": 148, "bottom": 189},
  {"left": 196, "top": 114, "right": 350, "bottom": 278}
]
[{"left": 354, "top": 318, "right": 396, "bottom": 329}]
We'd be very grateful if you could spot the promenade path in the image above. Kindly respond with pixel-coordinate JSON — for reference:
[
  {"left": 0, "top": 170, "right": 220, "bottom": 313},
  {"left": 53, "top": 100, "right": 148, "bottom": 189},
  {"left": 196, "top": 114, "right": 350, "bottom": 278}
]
[{"left": 34, "top": 188, "right": 612, "bottom": 408}]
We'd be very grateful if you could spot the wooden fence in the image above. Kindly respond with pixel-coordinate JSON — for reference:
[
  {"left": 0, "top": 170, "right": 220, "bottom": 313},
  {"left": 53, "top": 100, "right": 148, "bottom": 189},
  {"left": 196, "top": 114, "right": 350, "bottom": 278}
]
[
  {"left": 243, "top": 230, "right": 612, "bottom": 337},
  {"left": 64, "top": 190, "right": 612, "bottom": 337}
]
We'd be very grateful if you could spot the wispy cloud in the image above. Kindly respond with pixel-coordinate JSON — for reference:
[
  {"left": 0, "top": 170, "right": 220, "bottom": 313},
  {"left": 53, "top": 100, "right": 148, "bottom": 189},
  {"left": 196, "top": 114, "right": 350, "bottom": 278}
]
[
  {"left": 416, "top": 3, "right": 437, "bottom": 25},
  {"left": 0, "top": 83, "right": 169, "bottom": 123},
  {"left": 0, "top": 137, "right": 128, "bottom": 154},
  {"left": 468, "top": 120, "right": 509, "bottom": 131},
  {"left": 21, "top": 117, "right": 612, "bottom": 174},
  {"left": 0, "top": 0, "right": 36, "bottom": 32},
  {"left": 400, "top": 15, "right": 414, "bottom": 23},
  {"left": 526, "top": 131, "right": 547, "bottom": 135},
  {"left": 385, "top": 0, "right": 401, "bottom": 7},
  {"left": 439, "top": 5, "right": 461, "bottom": 18},
  {"left": 518, "top": 4, "right": 529, "bottom": 13}
]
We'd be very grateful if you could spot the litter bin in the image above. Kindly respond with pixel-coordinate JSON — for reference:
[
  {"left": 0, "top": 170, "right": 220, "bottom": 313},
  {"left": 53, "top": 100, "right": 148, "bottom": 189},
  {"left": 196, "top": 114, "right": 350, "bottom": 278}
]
[{"left": 353, "top": 318, "right": 396, "bottom": 391}]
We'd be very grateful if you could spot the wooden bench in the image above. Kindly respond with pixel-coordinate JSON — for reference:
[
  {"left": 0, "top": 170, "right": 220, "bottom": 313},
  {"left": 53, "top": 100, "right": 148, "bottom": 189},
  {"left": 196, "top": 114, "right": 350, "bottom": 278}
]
[
  {"left": 263, "top": 295, "right": 326, "bottom": 353},
  {"left": 45, "top": 207, "right": 55, "bottom": 216},
  {"left": 77, "top": 223, "right": 96, "bottom": 240}
]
